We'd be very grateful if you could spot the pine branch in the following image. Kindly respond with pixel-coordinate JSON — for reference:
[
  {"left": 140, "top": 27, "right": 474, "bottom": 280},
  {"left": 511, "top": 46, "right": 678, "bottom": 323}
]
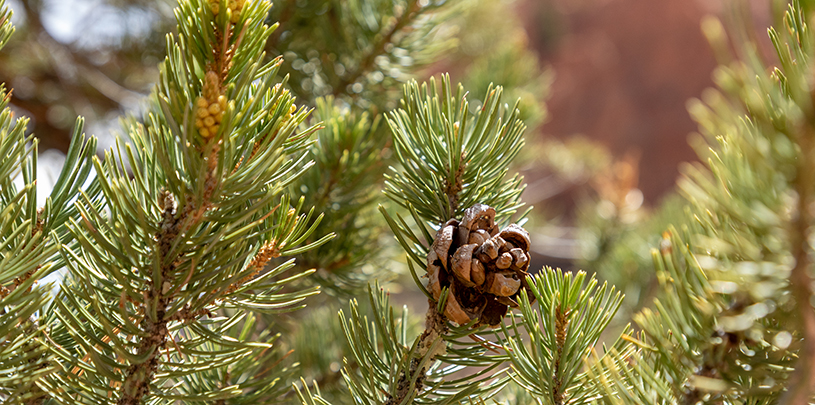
[
  {"left": 328, "top": 284, "right": 508, "bottom": 405},
  {"left": 779, "top": 55, "right": 815, "bottom": 405},
  {"left": 586, "top": 342, "right": 673, "bottom": 405},
  {"left": 317, "top": 76, "right": 530, "bottom": 405},
  {"left": 384, "top": 75, "right": 527, "bottom": 227},
  {"left": 381, "top": 97, "right": 467, "bottom": 401},
  {"left": 384, "top": 301, "right": 447, "bottom": 405},
  {"left": 590, "top": 4, "right": 815, "bottom": 402},
  {"left": 500, "top": 268, "right": 625, "bottom": 405},
  {"left": 118, "top": 190, "right": 196, "bottom": 404},
  {"left": 117, "top": 14, "right": 237, "bottom": 400},
  {"left": 0, "top": 4, "right": 99, "bottom": 402},
  {"left": 286, "top": 97, "right": 389, "bottom": 295},
  {"left": 266, "top": 0, "right": 459, "bottom": 108},
  {"left": 38, "top": 1, "right": 332, "bottom": 403},
  {"left": 331, "top": 0, "right": 421, "bottom": 98}
]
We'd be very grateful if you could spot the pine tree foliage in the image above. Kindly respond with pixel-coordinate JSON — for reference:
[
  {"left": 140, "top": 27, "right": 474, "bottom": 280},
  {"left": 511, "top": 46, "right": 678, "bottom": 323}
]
[
  {"left": 0, "top": 0, "right": 550, "bottom": 402},
  {"left": 15, "top": 0, "right": 336, "bottom": 403},
  {"left": 587, "top": 1, "right": 815, "bottom": 403},
  {"left": 277, "top": 93, "right": 393, "bottom": 400},
  {"left": 266, "top": 0, "right": 459, "bottom": 110},
  {"left": 19, "top": 0, "right": 815, "bottom": 403},
  {"left": 0, "top": 0, "right": 653, "bottom": 403},
  {"left": 295, "top": 75, "right": 540, "bottom": 405},
  {"left": 237, "top": 5, "right": 547, "bottom": 397},
  {"left": 269, "top": 0, "right": 475, "bottom": 395},
  {"left": 276, "top": 0, "right": 550, "bottom": 397},
  {"left": 334, "top": 284, "right": 510, "bottom": 405},
  {"left": 290, "top": 97, "right": 388, "bottom": 294},
  {"left": 383, "top": 75, "right": 528, "bottom": 233},
  {"left": 0, "top": 1, "right": 99, "bottom": 401},
  {"left": 587, "top": 229, "right": 786, "bottom": 404},
  {"left": 269, "top": 0, "right": 465, "bottom": 298},
  {"left": 501, "top": 268, "right": 625, "bottom": 405}
]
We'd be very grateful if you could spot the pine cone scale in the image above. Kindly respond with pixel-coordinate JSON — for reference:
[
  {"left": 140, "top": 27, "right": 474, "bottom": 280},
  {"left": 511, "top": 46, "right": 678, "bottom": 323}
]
[{"left": 426, "top": 204, "right": 533, "bottom": 326}]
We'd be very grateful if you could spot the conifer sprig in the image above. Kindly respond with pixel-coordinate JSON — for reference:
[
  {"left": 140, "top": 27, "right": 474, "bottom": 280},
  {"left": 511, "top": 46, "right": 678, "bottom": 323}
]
[
  {"left": 589, "top": 230, "right": 794, "bottom": 403},
  {"left": 500, "top": 268, "right": 625, "bottom": 405},
  {"left": 308, "top": 76, "right": 528, "bottom": 405},
  {"left": 380, "top": 75, "right": 529, "bottom": 300},
  {"left": 37, "top": 1, "right": 330, "bottom": 403},
  {"left": 384, "top": 75, "right": 527, "bottom": 229},
  {"left": 0, "top": 1, "right": 99, "bottom": 401},
  {"left": 289, "top": 97, "right": 390, "bottom": 295},
  {"left": 330, "top": 285, "right": 508, "bottom": 405}
]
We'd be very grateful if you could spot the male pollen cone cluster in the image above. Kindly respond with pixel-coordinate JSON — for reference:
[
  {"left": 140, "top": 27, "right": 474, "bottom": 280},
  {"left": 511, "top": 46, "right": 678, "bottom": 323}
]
[
  {"left": 195, "top": 71, "right": 227, "bottom": 140},
  {"left": 208, "top": 0, "right": 245, "bottom": 23},
  {"left": 426, "top": 204, "right": 533, "bottom": 327}
]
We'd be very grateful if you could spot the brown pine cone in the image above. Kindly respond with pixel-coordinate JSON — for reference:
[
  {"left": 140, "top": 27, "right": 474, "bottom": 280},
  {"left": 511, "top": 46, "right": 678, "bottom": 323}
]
[{"left": 426, "top": 204, "right": 533, "bottom": 327}]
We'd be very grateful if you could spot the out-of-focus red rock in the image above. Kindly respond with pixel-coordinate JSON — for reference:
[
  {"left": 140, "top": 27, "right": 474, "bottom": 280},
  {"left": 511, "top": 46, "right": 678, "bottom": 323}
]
[{"left": 520, "top": 0, "right": 723, "bottom": 203}]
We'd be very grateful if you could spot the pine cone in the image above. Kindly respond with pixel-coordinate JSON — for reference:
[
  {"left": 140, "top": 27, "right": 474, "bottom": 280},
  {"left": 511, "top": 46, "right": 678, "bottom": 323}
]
[{"left": 426, "top": 204, "right": 533, "bottom": 327}]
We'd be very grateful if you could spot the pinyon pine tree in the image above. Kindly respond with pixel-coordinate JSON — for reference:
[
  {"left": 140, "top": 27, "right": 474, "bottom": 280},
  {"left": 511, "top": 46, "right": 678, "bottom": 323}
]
[
  {"left": 3, "top": 0, "right": 334, "bottom": 402},
  {"left": 8, "top": 0, "right": 815, "bottom": 404},
  {"left": 583, "top": 1, "right": 815, "bottom": 404},
  {"left": 300, "top": 0, "right": 815, "bottom": 403}
]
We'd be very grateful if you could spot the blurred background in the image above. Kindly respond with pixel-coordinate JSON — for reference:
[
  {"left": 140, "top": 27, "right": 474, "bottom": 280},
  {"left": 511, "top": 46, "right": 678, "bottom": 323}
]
[
  {"left": 0, "top": 0, "right": 781, "bottom": 401},
  {"left": 3, "top": 0, "right": 746, "bottom": 201}
]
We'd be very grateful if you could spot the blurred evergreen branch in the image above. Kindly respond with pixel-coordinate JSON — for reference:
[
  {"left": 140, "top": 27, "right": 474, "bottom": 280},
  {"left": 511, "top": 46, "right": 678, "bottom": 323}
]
[
  {"left": 0, "top": 2, "right": 101, "bottom": 402},
  {"left": 287, "top": 96, "right": 390, "bottom": 296},
  {"left": 587, "top": 1, "right": 815, "bottom": 403},
  {"left": 266, "top": 0, "right": 461, "bottom": 110}
]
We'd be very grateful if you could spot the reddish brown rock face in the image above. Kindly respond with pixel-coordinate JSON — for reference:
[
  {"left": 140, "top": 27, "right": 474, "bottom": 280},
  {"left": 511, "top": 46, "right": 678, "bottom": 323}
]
[
  {"left": 520, "top": 0, "right": 724, "bottom": 204},
  {"left": 426, "top": 204, "right": 534, "bottom": 327}
]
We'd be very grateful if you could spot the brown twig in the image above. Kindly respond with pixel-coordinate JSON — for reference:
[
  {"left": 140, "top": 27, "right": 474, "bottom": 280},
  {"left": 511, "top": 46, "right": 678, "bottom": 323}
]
[
  {"left": 117, "top": 191, "right": 180, "bottom": 405},
  {"left": 384, "top": 303, "right": 446, "bottom": 405},
  {"left": 443, "top": 152, "right": 466, "bottom": 218},
  {"left": 551, "top": 306, "right": 571, "bottom": 405},
  {"left": 779, "top": 120, "right": 815, "bottom": 404},
  {"left": 332, "top": 0, "right": 422, "bottom": 98},
  {"left": 118, "top": 131, "right": 223, "bottom": 403},
  {"left": 223, "top": 240, "right": 281, "bottom": 296}
]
